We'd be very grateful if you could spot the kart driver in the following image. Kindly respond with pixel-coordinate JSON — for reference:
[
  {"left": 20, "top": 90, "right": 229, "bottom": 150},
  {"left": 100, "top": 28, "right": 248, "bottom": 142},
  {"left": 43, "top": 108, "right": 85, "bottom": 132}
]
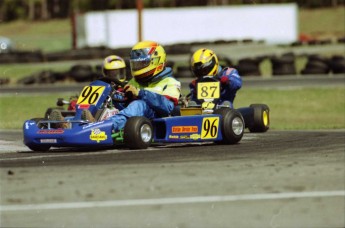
[
  {"left": 67, "top": 55, "right": 128, "bottom": 111},
  {"left": 101, "top": 54, "right": 129, "bottom": 88},
  {"left": 188, "top": 48, "right": 242, "bottom": 108},
  {"left": 84, "top": 40, "right": 181, "bottom": 132},
  {"left": 50, "top": 54, "right": 129, "bottom": 128}
]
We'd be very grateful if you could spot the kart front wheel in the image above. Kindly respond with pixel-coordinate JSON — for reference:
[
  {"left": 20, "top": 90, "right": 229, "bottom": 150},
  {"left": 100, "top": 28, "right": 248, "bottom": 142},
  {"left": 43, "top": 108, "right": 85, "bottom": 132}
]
[
  {"left": 124, "top": 117, "right": 153, "bottom": 149},
  {"left": 214, "top": 108, "right": 244, "bottom": 144}
]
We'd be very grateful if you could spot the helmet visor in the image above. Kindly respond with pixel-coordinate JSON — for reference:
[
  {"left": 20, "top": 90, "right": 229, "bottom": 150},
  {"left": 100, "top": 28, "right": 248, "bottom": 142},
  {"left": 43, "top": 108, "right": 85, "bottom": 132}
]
[
  {"left": 191, "top": 56, "right": 217, "bottom": 77},
  {"left": 130, "top": 58, "right": 151, "bottom": 71},
  {"left": 130, "top": 48, "right": 153, "bottom": 71},
  {"left": 103, "top": 69, "right": 126, "bottom": 81}
]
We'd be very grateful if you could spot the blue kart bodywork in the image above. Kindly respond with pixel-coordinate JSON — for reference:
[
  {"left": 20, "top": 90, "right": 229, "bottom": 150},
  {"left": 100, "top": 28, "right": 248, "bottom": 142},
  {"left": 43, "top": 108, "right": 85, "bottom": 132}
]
[{"left": 23, "top": 112, "right": 235, "bottom": 150}]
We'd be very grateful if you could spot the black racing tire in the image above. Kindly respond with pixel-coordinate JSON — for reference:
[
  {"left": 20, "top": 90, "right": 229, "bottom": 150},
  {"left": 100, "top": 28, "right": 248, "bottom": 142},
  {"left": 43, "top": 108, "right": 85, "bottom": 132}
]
[
  {"left": 248, "top": 104, "right": 270, "bottom": 133},
  {"left": 305, "top": 61, "right": 330, "bottom": 73},
  {"left": 301, "top": 68, "right": 327, "bottom": 75},
  {"left": 69, "top": 64, "right": 94, "bottom": 82},
  {"left": 214, "top": 108, "right": 244, "bottom": 144},
  {"left": 330, "top": 55, "right": 345, "bottom": 74},
  {"left": 123, "top": 117, "right": 153, "bottom": 149}
]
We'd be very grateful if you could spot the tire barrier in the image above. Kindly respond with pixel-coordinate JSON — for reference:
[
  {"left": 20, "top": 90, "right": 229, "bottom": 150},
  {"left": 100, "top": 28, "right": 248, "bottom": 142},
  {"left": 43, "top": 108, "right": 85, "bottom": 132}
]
[
  {"left": 218, "top": 54, "right": 233, "bottom": 69},
  {"left": 235, "top": 57, "right": 263, "bottom": 76},
  {"left": 0, "top": 50, "right": 44, "bottom": 63},
  {"left": 175, "top": 65, "right": 192, "bottom": 78},
  {"left": 270, "top": 52, "right": 296, "bottom": 76},
  {"left": 68, "top": 64, "right": 96, "bottom": 82},
  {"left": 164, "top": 43, "right": 192, "bottom": 55},
  {"left": 17, "top": 70, "right": 63, "bottom": 85},
  {"left": 301, "top": 54, "right": 331, "bottom": 75},
  {"left": 16, "top": 62, "right": 135, "bottom": 85},
  {"left": 12, "top": 52, "right": 345, "bottom": 86},
  {"left": 329, "top": 55, "right": 345, "bottom": 74},
  {"left": 0, "top": 78, "right": 10, "bottom": 85}
]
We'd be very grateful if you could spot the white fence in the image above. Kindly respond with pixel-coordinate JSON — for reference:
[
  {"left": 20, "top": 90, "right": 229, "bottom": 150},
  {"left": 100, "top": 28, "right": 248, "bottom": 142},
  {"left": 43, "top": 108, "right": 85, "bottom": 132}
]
[{"left": 76, "top": 4, "right": 298, "bottom": 48}]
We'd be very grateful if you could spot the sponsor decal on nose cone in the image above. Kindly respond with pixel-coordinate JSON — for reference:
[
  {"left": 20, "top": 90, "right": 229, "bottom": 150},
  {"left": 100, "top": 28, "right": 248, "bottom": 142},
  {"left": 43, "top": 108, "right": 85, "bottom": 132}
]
[{"left": 90, "top": 128, "right": 107, "bottom": 143}]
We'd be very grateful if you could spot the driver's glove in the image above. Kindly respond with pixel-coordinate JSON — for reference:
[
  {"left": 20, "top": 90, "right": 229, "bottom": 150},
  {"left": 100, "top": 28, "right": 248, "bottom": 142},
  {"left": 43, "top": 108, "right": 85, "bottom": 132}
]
[
  {"left": 124, "top": 84, "right": 140, "bottom": 99},
  {"left": 220, "top": 76, "right": 229, "bottom": 85}
]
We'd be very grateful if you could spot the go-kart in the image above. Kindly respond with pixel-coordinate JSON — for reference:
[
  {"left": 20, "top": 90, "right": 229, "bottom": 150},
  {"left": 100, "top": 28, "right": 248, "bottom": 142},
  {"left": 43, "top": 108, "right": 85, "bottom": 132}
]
[{"left": 23, "top": 76, "right": 269, "bottom": 151}]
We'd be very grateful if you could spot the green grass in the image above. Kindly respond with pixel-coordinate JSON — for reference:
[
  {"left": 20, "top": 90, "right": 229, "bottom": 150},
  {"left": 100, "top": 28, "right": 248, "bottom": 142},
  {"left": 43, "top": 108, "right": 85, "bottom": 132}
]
[
  {"left": 0, "top": 93, "right": 70, "bottom": 129},
  {"left": 235, "top": 87, "right": 345, "bottom": 130},
  {"left": 1, "top": 87, "right": 344, "bottom": 130},
  {"left": 0, "top": 19, "right": 72, "bottom": 52}
]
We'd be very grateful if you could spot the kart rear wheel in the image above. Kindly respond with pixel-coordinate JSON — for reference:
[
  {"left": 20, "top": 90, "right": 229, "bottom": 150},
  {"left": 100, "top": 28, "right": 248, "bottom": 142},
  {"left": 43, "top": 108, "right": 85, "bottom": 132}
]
[
  {"left": 248, "top": 104, "right": 270, "bottom": 133},
  {"left": 124, "top": 117, "right": 153, "bottom": 149},
  {"left": 214, "top": 108, "right": 244, "bottom": 144}
]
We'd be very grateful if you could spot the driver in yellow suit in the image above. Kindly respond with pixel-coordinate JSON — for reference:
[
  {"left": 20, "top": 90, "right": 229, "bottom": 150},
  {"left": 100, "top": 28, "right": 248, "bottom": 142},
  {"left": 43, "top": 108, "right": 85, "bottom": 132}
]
[{"left": 100, "top": 40, "right": 181, "bottom": 131}]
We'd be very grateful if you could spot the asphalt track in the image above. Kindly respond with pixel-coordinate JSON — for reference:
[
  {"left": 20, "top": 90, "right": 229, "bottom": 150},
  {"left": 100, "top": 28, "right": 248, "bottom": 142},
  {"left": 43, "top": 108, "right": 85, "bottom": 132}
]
[{"left": 0, "top": 129, "right": 344, "bottom": 227}]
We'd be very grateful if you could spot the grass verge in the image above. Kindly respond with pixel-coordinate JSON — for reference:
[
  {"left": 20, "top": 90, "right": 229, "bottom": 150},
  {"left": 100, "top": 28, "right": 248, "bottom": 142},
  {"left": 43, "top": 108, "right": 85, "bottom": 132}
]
[
  {"left": 235, "top": 87, "right": 345, "bottom": 130},
  {"left": 0, "top": 87, "right": 344, "bottom": 130}
]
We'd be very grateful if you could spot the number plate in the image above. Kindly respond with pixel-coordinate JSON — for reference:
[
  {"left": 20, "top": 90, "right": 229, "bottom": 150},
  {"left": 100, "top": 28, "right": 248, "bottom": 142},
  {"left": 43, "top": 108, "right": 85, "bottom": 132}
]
[
  {"left": 77, "top": 86, "right": 105, "bottom": 105},
  {"left": 201, "top": 117, "right": 219, "bottom": 139},
  {"left": 197, "top": 82, "right": 220, "bottom": 100}
]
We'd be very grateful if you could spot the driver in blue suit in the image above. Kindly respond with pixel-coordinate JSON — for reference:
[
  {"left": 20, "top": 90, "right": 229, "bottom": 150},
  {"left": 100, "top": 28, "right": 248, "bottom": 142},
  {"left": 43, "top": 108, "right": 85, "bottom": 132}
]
[{"left": 188, "top": 48, "right": 242, "bottom": 108}]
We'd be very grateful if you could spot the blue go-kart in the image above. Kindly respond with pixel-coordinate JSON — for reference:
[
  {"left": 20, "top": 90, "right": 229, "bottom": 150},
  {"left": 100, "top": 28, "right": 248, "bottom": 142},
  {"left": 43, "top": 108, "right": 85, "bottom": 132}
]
[{"left": 23, "top": 77, "right": 269, "bottom": 151}]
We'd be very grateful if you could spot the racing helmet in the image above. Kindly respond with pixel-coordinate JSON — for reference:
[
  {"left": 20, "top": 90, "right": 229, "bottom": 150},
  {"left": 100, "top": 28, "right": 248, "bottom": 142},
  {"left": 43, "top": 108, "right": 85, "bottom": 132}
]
[
  {"left": 191, "top": 48, "right": 219, "bottom": 78},
  {"left": 102, "top": 55, "right": 127, "bottom": 83},
  {"left": 129, "top": 40, "right": 166, "bottom": 84}
]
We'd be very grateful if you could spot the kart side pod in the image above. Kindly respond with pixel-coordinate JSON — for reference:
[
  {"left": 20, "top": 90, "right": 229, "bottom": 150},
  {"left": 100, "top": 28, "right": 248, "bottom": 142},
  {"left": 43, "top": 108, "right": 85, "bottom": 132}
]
[{"left": 151, "top": 108, "right": 244, "bottom": 145}]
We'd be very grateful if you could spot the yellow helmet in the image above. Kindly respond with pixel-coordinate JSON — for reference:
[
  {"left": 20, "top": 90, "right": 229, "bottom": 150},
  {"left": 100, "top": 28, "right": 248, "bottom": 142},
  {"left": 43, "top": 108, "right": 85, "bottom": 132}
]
[
  {"left": 191, "top": 48, "right": 219, "bottom": 78},
  {"left": 129, "top": 40, "right": 166, "bottom": 84},
  {"left": 102, "top": 55, "right": 126, "bottom": 82}
]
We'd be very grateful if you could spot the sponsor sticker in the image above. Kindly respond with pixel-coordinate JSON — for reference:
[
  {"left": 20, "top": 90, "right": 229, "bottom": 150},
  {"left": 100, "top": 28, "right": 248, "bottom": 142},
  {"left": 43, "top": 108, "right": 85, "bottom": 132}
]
[
  {"left": 172, "top": 126, "right": 198, "bottom": 133},
  {"left": 78, "top": 104, "right": 90, "bottom": 109},
  {"left": 190, "top": 134, "right": 200, "bottom": 140},
  {"left": 90, "top": 128, "right": 107, "bottom": 143},
  {"left": 40, "top": 139, "right": 57, "bottom": 143},
  {"left": 168, "top": 135, "right": 179, "bottom": 139},
  {"left": 37, "top": 129, "right": 64, "bottom": 134}
]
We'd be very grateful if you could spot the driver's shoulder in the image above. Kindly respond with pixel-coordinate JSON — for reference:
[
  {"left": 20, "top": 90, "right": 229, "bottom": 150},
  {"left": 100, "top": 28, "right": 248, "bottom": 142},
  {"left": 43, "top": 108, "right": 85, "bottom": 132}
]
[
  {"left": 218, "top": 67, "right": 240, "bottom": 78},
  {"left": 159, "top": 75, "right": 181, "bottom": 86}
]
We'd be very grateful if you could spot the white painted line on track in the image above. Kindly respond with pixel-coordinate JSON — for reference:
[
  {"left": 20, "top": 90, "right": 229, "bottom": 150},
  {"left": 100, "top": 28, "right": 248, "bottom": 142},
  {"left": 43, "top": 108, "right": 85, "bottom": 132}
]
[{"left": 1, "top": 190, "right": 344, "bottom": 211}]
